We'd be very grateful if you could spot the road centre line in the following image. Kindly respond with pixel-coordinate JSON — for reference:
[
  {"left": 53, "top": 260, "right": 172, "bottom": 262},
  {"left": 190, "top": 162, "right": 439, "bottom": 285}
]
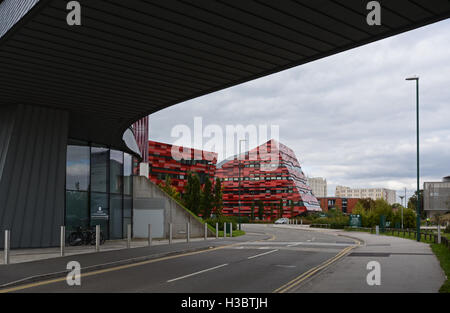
[
  {"left": 248, "top": 249, "right": 279, "bottom": 259},
  {"left": 167, "top": 264, "right": 229, "bottom": 283}
]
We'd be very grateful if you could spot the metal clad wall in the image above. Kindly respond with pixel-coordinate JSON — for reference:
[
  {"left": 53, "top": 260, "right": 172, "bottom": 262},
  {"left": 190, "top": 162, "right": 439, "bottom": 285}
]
[
  {"left": 0, "top": 0, "right": 39, "bottom": 38},
  {"left": 0, "top": 104, "right": 68, "bottom": 248}
]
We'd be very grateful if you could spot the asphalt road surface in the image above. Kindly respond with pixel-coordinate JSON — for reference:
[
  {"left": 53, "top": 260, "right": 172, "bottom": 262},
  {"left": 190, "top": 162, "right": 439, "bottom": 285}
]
[{"left": 12, "top": 224, "right": 357, "bottom": 293}]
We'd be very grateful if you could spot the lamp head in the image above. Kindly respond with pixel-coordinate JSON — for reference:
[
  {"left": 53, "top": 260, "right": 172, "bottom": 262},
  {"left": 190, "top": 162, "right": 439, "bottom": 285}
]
[{"left": 405, "top": 76, "right": 419, "bottom": 81}]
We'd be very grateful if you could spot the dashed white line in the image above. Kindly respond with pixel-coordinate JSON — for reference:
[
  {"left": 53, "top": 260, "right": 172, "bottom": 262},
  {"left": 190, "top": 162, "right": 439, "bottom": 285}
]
[
  {"left": 167, "top": 263, "right": 229, "bottom": 282},
  {"left": 247, "top": 249, "right": 279, "bottom": 259}
]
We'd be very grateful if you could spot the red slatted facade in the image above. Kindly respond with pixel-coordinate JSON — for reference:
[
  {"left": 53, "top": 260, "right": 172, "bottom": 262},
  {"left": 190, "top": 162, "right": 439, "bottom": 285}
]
[{"left": 216, "top": 139, "right": 321, "bottom": 219}]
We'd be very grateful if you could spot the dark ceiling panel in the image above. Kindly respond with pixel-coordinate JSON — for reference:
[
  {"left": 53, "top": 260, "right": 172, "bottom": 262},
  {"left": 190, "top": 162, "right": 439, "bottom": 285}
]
[{"left": 0, "top": 0, "right": 449, "bottom": 151}]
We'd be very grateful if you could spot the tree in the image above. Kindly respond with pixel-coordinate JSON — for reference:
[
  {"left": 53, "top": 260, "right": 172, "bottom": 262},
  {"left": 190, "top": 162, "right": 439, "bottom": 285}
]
[
  {"left": 290, "top": 203, "right": 295, "bottom": 218},
  {"left": 408, "top": 190, "right": 425, "bottom": 219},
  {"left": 257, "top": 200, "right": 264, "bottom": 220},
  {"left": 200, "top": 178, "right": 213, "bottom": 218},
  {"left": 250, "top": 202, "right": 255, "bottom": 221},
  {"left": 213, "top": 177, "right": 223, "bottom": 217},
  {"left": 183, "top": 172, "right": 201, "bottom": 215},
  {"left": 278, "top": 199, "right": 284, "bottom": 218},
  {"left": 159, "top": 175, "right": 180, "bottom": 201}
]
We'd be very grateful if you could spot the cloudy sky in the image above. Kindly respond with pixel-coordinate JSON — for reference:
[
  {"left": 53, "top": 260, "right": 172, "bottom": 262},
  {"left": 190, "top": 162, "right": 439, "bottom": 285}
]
[{"left": 148, "top": 19, "right": 450, "bottom": 200}]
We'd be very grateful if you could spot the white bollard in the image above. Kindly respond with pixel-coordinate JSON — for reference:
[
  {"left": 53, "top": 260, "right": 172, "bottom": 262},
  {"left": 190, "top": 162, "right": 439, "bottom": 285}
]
[
  {"left": 169, "top": 223, "right": 173, "bottom": 244},
  {"left": 4, "top": 230, "right": 10, "bottom": 265},
  {"left": 216, "top": 223, "right": 218, "bottom": 239},
  {"left": 127, "top": 224, "right": 132, "bottom": 248},
  {"left": 376, "top": 225, "right": 380, "bottom": 235},
  {"left": 301, "top": 219, "right": 303, "bottom": 225},
  {"left": 96, "top": 225, "right": 100, "bottom": 252},
  {"left": 223, "top": 222, "right": 227, "bottom": 238},
  {"left": 60, "top": 226, "right": 65, "bottom": 257},
  {"left": 148, "top": 224, "right": 152, "bottom": 246},
  {"left": 187, "top": 222, "right": 190, "bottom": 243},
  {"left": 204, "top": 223, "right": 208, "bottom": 240}
]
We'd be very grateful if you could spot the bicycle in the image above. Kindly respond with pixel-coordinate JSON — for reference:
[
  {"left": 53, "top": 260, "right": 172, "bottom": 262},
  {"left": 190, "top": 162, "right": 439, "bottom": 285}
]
[{"left": 68, "top": 226, "right": 105, "bottom": 246}]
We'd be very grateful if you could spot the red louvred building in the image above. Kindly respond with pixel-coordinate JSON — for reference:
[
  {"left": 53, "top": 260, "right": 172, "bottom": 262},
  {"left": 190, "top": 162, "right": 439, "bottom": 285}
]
[
  {"left": 148, "top": 140, "right": 218, "bottom": 193},
  {"left": 216, "top": 139, "right": 321, "bottom": 219}
]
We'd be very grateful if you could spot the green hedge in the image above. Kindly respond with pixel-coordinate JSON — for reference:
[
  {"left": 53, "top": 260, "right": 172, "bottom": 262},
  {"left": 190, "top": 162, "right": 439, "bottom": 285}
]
[{"left": 205, "top": 216, "right": 238, "bottom": 231}]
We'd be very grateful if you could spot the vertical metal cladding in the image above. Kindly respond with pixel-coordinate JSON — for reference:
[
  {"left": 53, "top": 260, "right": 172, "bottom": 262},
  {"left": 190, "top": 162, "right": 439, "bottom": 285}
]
[
  {"left": 132, "top": 116, "right": 149, "bottom": 163},
  {"left": 0, "top": 0, "right": 39, "bottom": 39},
  {"left": 0, "top": 104, "right": 68, "bottom": 248},
  {"left": 216, "top": 139, "right": 321, "bottom": 219}
]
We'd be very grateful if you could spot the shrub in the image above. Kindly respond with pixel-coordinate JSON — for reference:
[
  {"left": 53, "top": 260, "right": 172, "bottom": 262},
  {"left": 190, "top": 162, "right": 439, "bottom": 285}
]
[{"left": 205, "top": 216, "right": 238, "bottom": 231}]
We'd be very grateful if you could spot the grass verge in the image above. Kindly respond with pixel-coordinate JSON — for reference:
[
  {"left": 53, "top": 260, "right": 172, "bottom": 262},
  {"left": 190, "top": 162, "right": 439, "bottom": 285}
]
[
  {"left": 217, "top": 230, "right": 246, "bottom": 237},
  {"left": 431, "top": 244, "right": 450, "bottom": 293}
]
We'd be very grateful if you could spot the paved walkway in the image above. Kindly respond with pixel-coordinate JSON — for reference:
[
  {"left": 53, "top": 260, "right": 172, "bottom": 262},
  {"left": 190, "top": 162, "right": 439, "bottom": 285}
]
[{"left": 294, "top": 231, "right": 446, "bottom": 293}]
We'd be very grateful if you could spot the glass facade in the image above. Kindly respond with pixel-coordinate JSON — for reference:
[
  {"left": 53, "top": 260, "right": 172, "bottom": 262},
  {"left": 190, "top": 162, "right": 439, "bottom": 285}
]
[{"left": 65, "top": 142, "right": 133, "bottom": 240}]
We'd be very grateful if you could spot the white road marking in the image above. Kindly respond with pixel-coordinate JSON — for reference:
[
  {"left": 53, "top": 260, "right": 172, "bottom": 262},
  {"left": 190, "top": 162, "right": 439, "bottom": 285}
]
[
  {"left": 248, "top": 249, "right": 279, "bottom": 259},
  {"left": 167, "top": 264, "right": 229, "bottom": 282}
]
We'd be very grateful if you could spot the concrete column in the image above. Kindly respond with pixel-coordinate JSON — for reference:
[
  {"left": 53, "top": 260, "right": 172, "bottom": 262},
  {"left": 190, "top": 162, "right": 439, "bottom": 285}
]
[{"left": 169, "top": 223, "right": 173, "bottom": 244}]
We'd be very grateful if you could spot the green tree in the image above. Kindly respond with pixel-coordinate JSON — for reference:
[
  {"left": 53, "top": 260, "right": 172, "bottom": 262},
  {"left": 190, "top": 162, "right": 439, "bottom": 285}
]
[
  {"left": 183, "top": 172, "right": 201, "bottom": 215},
  {"left": 213, "top": 177, "right": 223, "bottom": 217},
  {"left": 257, "top": 200, "right": 264, "bottom": 220},
  {"left": 200, "top": 178, "right": 213, "bottom": 218},
  {"left": 278, "top": 199, "right": 284, "bottom": 218},
  {"left": 408, "top": 190, "right": 425, "bottom": 219},
  {"left": 159, "top": 175, "right": 180, "bottom": 200},
  {"left": 250, "top": 202, "right": 255, "bottom": 221}
]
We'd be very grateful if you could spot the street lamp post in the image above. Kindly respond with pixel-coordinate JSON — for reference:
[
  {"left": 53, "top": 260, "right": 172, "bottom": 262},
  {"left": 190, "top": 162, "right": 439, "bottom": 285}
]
[
  {"left": 406, "top": 76, "right": 420, "bottom": 241},
  {"left": 238, "top": 139, "right": 247, "bottom": 231},
  {"left": 399, "top": 195, "right": 404, "bottom": 229}
]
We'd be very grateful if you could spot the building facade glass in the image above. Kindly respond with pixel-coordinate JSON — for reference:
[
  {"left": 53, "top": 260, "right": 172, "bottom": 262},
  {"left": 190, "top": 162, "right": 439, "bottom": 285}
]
[{"left": 65, "top": 142, "right": 133, "bottom": 240}]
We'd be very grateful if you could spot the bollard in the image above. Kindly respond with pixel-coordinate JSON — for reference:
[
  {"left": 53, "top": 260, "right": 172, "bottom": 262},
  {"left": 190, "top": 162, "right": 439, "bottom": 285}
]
[
  {"left": 438, "top": 225, "right": 441, "bottom": 244},
  {"left": 301, "top": 219, "right": 303, "bottom": 225},
  {"left": 376, "top": 225, "right": 379, "bottom": 235},
  {"left": 169, "top": 223, "right": 173, "bottom": 244},
  {"left": 204, "top": 223, "right": 208, "bottom": 240},
  {"left": 60, "top": 226, "right": 65, "bottom": 257},
  {"left": 4, "top": 230, "right": 10, "bottom": 265},
  {"left": 148, "top": 224, "right": 152, "bottom": 246},
  {"left": 223, "top": 222, "right": 227, "bottom": 238},
  {"left": 127, "top": 224, "right": 132, "bottom": 248},
  {"left": 96, "top": 225, "right": 100, "bottom": 252},
  {"left": 186, "top": 222, "right": 190, "bottom": 243},
  {"left": 216, "top": 222, "right": 218, "bottom": 239}
]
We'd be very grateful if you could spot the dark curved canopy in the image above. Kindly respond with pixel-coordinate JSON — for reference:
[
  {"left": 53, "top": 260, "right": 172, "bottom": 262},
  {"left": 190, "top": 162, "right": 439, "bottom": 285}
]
[{"left": 1, "top": 0, "right": 449, "bottom": 151}]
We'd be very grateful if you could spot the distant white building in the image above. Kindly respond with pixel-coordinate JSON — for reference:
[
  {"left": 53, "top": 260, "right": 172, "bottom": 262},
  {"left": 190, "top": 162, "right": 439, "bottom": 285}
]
[
  {"left": 307, "top": 177, "right": 327, "bottom": 198},
  {"left": 335, "top": 186, "right": 396, "bottom": 205}
]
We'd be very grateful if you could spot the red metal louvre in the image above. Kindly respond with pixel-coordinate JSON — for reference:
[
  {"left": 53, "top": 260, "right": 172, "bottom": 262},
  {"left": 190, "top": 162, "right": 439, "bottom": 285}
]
[
  {"left": 216, "top": 139, "right": 321, "bottom": 220},
  {"left": 148, "top": 140, "right": 218, "bottom": 193}
]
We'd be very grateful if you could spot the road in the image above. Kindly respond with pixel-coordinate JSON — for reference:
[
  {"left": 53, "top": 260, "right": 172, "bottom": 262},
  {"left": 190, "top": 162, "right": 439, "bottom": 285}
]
[{"left": 10, "top": 224, "right": 357, "bottom": 293}]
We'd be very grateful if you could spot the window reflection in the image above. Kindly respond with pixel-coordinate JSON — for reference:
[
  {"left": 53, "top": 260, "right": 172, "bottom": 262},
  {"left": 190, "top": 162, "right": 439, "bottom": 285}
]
[{"left": 66, "top": 145, "right": 90, "bottom": 191}]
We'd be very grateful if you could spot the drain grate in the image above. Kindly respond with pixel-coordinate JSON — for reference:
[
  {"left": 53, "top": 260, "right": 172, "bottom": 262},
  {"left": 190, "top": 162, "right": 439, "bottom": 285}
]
[{"left": 348, "top": 252, "right": 390, "bottom": 257}]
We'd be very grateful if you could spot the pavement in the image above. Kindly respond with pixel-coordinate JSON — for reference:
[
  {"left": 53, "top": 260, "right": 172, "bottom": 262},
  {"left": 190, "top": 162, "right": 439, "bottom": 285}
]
[
  {"left": 0, "top": 224, "right": 445, "bottom": 293},
  {"left": 293, "top": 229, "right": 446, "bottom": 293}
]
